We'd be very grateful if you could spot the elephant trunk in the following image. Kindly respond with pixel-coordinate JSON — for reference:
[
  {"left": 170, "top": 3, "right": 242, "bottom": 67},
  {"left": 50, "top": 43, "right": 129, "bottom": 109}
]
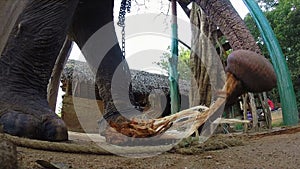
[{"left": 195, "top": 0, "right": 261, "bottom": 54}]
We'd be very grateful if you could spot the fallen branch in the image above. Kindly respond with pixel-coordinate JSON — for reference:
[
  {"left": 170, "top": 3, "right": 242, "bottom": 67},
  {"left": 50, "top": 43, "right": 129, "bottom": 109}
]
[{"left": 213, "top": 118, "right": 250, "bottom": 124}]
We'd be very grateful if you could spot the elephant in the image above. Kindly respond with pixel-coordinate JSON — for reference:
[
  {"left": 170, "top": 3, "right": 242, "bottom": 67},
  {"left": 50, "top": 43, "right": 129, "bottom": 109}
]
[
  {"left": 0, "top": 0, "right": 136, "bottom": 141},
  {"left": 0, "top": 0, "right": 276, "bottom": 142}
]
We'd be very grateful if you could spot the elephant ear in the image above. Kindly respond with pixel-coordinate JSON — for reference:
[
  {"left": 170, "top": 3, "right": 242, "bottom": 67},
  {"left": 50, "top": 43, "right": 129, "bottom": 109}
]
[{"left": 225, "top": 50, "right": 277, "bottom": 93}]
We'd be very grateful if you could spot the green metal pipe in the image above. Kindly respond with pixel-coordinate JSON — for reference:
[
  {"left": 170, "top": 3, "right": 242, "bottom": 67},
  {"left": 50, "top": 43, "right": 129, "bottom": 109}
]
[
  {"left": 243, "top": 0, "right": 299, "bottom": 125},
  {"left": 169, "top": 0, "right": 180, "bottom": 114}
]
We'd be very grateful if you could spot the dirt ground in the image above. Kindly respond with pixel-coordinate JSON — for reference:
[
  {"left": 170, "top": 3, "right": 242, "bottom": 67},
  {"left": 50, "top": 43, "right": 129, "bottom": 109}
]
[{"left": 17, "top": 127, "right": 300, "bottom": 169}]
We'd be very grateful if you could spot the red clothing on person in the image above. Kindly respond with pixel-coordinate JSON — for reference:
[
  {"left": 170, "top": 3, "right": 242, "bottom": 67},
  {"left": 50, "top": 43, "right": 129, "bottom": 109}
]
[{"left": 267, "top": 99, "right": 275, "bottom": 110}]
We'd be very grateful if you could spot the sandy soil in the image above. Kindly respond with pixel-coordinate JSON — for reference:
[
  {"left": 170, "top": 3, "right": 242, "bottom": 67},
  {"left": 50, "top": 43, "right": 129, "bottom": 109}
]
[{"left": 17, "top": 127, "right": 300, "bottom": 169}]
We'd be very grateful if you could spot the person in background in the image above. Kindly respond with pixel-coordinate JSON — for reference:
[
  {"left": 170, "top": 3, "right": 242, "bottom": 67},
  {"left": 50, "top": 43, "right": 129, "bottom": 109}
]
[{"left": 267, "top": 98, "right": 275, "bottom": 111}]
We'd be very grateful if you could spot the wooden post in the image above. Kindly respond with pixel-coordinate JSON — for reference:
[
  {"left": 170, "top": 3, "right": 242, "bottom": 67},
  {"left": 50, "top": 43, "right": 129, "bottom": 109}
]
[
  {"left": 262, "top": 92, "right": 272, "bottom": 129},
  {"left": 147, "top": 92, "right": 164, "bottom": 119},
  {"left": 242, "top": 94, "right": 248, "bottom": 132},
  {"left": 248, "top": 93, "right": 258, "bottom": 131},
  {"left": 0, "top": 0, "right": 28, "bottom": 56}
]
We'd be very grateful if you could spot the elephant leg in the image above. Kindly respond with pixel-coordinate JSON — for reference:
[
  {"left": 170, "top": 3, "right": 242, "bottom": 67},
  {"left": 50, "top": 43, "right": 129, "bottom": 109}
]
[
  {"left": 0, "top": 0, "right": 78, "bottom": 141},
  {"left": 69, "top": 1, "right": 137, "bottom": 134}
]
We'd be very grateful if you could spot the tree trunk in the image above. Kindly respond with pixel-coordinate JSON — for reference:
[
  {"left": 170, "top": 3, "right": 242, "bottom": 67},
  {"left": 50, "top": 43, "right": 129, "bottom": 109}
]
[
  {"left": 260, "top": 92, "right": 272, "bottom": 129},
  {"left": 242, "top": 94, "right": 248, "bottom": 132},
  {"left": 0, "top": 0, "right": 28, "bottom": 56},
  {"left": 248, "top": 93, "right": 258, "bottom": 131},
  {"left": 47, "top": 38, "right": 72, "bottom": 112}
]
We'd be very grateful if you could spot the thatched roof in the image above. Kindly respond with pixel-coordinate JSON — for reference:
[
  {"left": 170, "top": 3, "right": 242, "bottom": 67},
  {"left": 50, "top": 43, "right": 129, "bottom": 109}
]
[
  {"left": 131, "top": 70, "right": 190, "bottom": 96},
  {"left": 61, "top": 60, "right": 190, "bottom": 96},
  {"left": 62, "top": 60, "right": 95, "bottom": 83}
]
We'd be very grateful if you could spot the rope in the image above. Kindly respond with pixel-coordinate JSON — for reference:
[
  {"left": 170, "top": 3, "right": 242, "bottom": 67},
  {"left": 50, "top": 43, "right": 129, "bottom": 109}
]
[{"left": 3, "top": 133, "right": 173, "bottom": 155}]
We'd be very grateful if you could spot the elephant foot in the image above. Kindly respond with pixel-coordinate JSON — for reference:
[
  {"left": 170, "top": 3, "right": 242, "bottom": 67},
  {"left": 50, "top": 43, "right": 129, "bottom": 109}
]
[{"left": 0, "top": 96, "right": 68, "bottom": 141}]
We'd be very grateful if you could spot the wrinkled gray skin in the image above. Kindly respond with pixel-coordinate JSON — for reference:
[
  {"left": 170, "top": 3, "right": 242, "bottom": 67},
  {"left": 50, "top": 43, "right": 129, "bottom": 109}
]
[{"left": 0, "top": 0, "right": 133, "bottom": 141}]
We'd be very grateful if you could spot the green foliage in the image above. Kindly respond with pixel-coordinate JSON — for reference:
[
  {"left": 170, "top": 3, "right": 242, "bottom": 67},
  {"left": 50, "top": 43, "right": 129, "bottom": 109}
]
[
  {"left": 234, "top": 123, "right": 244, "bottom": 131},
  {"left": 257, "top": 0, "right": 279, "bottom": 10},
  {"left": 244, "top": 0, "right": 300, "bottom": 108},
  {"left": 272, "top": 120, "right": 284, "bottom": 127},
  {"left": 296, "top": 87, "right": 300, "bottom": 111},
  {"left": 155, "top": 46, "right": 191, "bottom": 81}
]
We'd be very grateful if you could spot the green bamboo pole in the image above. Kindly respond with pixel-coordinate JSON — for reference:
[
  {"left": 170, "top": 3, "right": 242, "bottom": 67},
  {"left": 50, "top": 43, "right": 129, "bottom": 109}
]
[
  {"left": 243, "top": 0, "right": 299, "bottom": 126},
  {"left": 169, "top": 0, "right": 180, "bottom": 114}
]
